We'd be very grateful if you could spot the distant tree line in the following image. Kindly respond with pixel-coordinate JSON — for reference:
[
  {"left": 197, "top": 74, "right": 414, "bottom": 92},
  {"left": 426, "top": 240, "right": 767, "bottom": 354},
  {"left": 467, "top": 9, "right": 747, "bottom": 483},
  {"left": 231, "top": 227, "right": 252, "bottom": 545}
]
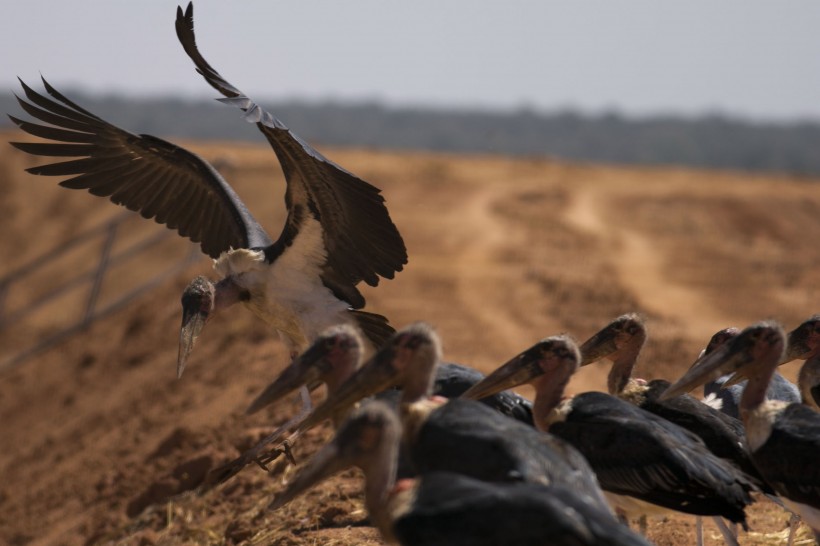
[{"left": 3, "top": 90, "right": 820, "bottom": 176}]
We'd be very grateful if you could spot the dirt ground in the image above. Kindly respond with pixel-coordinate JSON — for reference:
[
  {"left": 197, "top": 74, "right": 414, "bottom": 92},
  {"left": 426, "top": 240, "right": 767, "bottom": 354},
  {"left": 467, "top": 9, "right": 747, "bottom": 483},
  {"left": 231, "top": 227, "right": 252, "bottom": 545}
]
[{"left": 2, "top": 129, "right": 819, "bottom": 545}]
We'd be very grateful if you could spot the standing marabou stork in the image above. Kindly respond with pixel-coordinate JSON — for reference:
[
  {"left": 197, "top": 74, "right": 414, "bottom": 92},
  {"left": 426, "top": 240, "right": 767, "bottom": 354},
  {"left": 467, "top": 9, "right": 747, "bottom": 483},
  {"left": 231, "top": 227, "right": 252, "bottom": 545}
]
[
  {"left": 270, "top": 401, "right": 653, "bottom": 546},
  {"left": 701, "top": 325, "right": 806, "bottom": 546},
  {"left": 578, "top": 314, "right": 771, "bottom": 545},
  {"left": 661, "top": 321, "right": 820, "bottom": 542},
  {"left": 8, "top": 2, "right": 406, "bottom": 378},
  {"left": 578, "top": 314, "right": 765, "bottom": 487},
  {"left": 461, "top": 337, "right": 758, "bottom": 537}
]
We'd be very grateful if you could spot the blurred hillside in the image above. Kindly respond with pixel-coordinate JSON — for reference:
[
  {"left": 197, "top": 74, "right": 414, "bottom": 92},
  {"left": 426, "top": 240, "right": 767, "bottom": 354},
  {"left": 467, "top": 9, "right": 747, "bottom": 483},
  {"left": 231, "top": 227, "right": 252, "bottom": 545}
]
[{"left": 3, "top": 90, "right": 820, "bottom": 176}]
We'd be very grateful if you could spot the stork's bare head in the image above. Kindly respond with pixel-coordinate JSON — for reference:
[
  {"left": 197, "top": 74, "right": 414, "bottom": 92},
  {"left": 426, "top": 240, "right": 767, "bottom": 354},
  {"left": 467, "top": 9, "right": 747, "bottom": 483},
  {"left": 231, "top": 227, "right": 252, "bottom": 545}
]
[
  {"left": 245, "top": 324, "right": 364, "bottom": 415},
  {"left": 461, "top": 335, "right": 581, "bottom": 401},
  {"left": 269, "top": 401, "right": 399, "bottom": 512},
  {"left": 578, "top": 313, "right": 646, "bottom": 366},
  {"left": 177, "top": 276, "right": 216, "bottom": 378},
  {"left": 660, "top": 321, "right": 786, "bottom": 401},
  {"left": 785, "top": 315, "right": 820, "bottom": 362}
]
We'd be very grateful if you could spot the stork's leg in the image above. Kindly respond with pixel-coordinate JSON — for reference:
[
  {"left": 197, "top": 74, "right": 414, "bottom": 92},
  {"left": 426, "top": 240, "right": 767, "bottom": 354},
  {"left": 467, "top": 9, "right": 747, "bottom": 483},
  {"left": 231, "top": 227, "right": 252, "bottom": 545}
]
[
  {"left": 786, "top": 513, "right": 798, "bottom": 546},
  {"left": 204, "top": 385, "right": 313, "bottom": 485},
  {"left": 298, "top": 383, "right": 313, "bottom": 414},
  {"left": 712, "top": 517, "right": 739, "bottom": 546},
  {"left": 252, "top": 385, "right": 313, "bottom": 466},
  {"left": 696, "top": 517, "right": 703, "bottom": 546}
]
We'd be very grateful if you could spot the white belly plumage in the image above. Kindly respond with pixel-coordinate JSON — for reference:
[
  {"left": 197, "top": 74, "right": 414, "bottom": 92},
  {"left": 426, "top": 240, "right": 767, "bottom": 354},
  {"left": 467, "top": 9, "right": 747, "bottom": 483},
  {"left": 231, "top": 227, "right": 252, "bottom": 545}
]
[{"left": 213, "top": 217, "right": 354, "bottom": 352}]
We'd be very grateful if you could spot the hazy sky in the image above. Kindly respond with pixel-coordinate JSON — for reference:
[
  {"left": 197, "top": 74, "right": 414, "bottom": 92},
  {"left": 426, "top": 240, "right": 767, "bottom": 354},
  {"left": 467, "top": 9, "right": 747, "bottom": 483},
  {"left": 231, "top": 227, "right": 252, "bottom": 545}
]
[{"left": 3, "top": 1, "right": 820, "bottom": 122}]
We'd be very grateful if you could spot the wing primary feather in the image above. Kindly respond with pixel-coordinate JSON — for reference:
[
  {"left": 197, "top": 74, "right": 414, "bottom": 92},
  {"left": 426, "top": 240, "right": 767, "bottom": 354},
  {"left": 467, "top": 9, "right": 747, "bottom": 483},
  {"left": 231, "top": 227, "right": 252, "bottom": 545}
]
[
  {"left": 8, "top": 116, "right": 96, "bottom": 143},
  {"left": 11, "top": 79, "right": 273, "bottom": 258}
]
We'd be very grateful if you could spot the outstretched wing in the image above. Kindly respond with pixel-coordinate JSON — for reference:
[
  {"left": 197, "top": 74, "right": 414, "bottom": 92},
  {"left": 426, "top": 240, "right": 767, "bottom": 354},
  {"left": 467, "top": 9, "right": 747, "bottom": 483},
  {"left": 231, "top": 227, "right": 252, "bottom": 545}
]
[
  {"left": 8, "top": 78, "right": 272, "bottom": 258},
  {"left": 175, "top": 2, "right": 407, "bottom": 307}
]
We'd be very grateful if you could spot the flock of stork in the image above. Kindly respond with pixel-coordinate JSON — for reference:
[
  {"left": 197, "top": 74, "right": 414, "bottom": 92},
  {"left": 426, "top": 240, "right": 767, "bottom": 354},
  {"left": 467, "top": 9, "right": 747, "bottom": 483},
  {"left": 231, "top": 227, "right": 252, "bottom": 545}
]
[{"left": 8, "top": 3, "right": 820, "bottom": 545}]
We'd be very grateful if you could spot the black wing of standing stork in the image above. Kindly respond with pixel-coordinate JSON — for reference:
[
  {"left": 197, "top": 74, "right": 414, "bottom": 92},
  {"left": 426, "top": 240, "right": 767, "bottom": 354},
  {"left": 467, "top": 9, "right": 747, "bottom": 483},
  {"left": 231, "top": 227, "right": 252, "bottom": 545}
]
[{"left": 174, "top": 3, "right": 407, "bottom": 307}]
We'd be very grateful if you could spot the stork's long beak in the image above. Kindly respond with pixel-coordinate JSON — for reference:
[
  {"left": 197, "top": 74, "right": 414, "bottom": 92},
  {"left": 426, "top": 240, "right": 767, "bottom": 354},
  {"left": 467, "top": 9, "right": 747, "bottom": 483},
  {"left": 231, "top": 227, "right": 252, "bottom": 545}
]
[
  {"left": 177, "top": 307, "right": 207, "bottom": 378},
  {"left": 660, "top": 342, "right": 753, "bottom": 401},
  {"left": 293, "top": 343, "right": 400, "bottom": 434},
  {"left": 723, "top": 327, "right": 807, "bottom": 387},
  {"left": 177, "top": 276, "right": 215, "bottom": 378},
  {"left": 578, "top": 327, "right": 618, "bottom": 366},
  {"left": 270, "top": 401, "right": 399, "bottom": 511},
  {"left": 461, "top": 350, "right": 544, "bottom": 401},
  {"left": 268, "top": 437, "right": 349, "bottom": 511},
  {"left": 245, "top": 343, "right": 328, "bottom": 415},
  {"left": 721, "top": 371, "right": 748, "bottom": 388}
]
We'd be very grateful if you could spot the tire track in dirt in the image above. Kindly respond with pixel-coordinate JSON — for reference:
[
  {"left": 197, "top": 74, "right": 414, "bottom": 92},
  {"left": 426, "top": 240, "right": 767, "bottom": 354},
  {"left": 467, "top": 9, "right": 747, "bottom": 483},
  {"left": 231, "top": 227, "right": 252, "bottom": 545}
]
[
  {"left": 449, "top": 185, "right": 544, "bottom": 365},
  {"left": 565, "top": 188, "right": 733, "bottom": 341}
]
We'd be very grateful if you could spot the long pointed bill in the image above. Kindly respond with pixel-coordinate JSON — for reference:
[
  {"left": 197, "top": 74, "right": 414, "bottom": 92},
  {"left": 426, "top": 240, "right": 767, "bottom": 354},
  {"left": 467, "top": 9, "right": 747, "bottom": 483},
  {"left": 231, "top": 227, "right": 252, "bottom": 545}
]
[
  {"left": 177, "top": 276, "right": 215, "bottom": 378},
  {"left": 293, "top": 345, "right": 400, "bottom": 435},
  {"left": 660, "top": 343, "right": 753, "bottom": 401},
  {"left": 723, "top": 323, "right": 811, "bottom": 386},
  {"left": 722, "top": 370, "right": 749, "bottom": 388},
  {"left": 724, "top": 348, "right": 803, "bottom": 388},
  {"left": 578, "top": 328, "right": 618, "bottom": 366},
  {"left": 268, "top": 440, "right": 349, "bottom": 511},
  {"left": 245, "top": 344, "right": 328, "bottom": 415},
  {"left": 461, "top": 351, "right": 544, "bottom": 401},
  {"left": 270, "top": 401, "right": 399, "bottom": 511},
  {"left": 177, "top": 308, "right": 207, "bottom": 378}
]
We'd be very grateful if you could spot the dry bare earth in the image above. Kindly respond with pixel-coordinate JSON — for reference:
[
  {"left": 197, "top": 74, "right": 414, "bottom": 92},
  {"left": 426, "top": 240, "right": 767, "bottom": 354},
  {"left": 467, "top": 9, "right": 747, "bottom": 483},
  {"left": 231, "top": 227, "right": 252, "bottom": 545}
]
[{"left": 2, "top": 129, "right": 820, "bottom": 546}]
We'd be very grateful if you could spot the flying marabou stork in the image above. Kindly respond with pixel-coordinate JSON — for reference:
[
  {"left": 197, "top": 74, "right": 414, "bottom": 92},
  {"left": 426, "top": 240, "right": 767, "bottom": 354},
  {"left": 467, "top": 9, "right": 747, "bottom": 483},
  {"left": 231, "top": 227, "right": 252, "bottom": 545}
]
[
  {"left": 661, "top": 321, "right": 820, "bottom": 542},
  {"left": 270, "top": 401, "right": 653, "bottom": 546},
  {"left": 461, "top": 337, "right": 758, "bottom": 534},
  {"left": 8, "top": 2, "right": 407, "bottom": 377}
]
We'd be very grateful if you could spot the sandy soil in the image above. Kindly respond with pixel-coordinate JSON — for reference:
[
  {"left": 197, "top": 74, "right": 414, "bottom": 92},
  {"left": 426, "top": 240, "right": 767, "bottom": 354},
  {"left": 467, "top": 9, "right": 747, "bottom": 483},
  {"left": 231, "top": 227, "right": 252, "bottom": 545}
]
[{"left": 2, "top": 129, "right": 819, "bottom": 545}]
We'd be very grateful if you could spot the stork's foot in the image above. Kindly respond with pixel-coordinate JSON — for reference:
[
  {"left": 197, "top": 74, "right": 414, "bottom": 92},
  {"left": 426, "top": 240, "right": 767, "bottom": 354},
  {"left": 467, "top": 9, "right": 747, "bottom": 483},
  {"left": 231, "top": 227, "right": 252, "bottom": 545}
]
[{"left": 254, "top": 440, "right": 297, "bottom": 470}]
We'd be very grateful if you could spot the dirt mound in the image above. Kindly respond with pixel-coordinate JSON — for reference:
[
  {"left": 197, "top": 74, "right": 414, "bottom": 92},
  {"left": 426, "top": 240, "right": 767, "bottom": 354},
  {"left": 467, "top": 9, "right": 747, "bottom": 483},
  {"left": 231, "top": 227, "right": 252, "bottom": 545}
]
[{"left": 2, "top": 130, "right": 819, "bottom": 545}]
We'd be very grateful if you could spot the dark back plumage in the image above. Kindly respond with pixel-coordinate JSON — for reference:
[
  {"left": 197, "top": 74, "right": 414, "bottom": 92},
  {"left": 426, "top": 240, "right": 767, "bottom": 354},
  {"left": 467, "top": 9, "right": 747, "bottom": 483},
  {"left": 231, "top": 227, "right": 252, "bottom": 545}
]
[
  {"left": 409, "top": 399, "right": 607, "bottom": 511},
  {"left": 393, "top": 473, "right": 652, "bottom": 546},
  {"left": 752, "top": 403, "right": 820, "bottom": 507},
  {"left": 433, "top": 362, "right": 534, "bottom": 424},
  {"left": 641, "top": 379, "right": 771, "bottom": 492},
  {"left": 551, "top": 391, "right": 756, "bottom": 523}
]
